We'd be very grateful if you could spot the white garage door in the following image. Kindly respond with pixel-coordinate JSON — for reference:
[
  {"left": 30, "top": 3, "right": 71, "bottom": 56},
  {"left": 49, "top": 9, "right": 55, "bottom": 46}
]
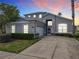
[{"left": 36, "top": 27, "right": 43, "bottom": 36}]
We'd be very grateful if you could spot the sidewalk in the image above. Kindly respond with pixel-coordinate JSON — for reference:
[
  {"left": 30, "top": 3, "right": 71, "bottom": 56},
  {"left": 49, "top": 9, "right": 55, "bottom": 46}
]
[{"left": 0, "top": 51, "right": 16, "bottom": 59}]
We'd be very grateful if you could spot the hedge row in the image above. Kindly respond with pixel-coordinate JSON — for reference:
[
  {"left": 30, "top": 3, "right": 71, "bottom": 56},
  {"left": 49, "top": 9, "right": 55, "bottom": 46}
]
[
  {"left": 0, "top": 34, "right": 12, "bottom": 42},
  {"left": 74, "top": 33, "right": 79, "bottom": 38},
  {"left": 0, "top": 33, "right": 34, "bottom": 43},
  {"left": 11, "top": 33, "right": 34, "bottom": 40}
]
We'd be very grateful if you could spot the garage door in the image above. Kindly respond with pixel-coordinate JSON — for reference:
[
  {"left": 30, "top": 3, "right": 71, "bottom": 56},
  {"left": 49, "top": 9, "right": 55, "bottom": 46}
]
[{"left": 36, "top": 27, "right": 43, "bottom": 36}]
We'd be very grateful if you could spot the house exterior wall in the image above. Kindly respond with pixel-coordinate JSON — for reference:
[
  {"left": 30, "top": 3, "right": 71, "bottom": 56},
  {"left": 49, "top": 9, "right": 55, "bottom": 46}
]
[
  {"left": 6, "top": 21, "right": 29, "bottom": 33},
  {"left": 6, "top": 21, "right": 45, "bottom": 37},
  {"left": 26, "top": 21, "right": 45, "bottom": 36},
  {"left": 6, "top": 24, "right": 11, "bottom": 33},
  {"left": 5, "top": 12, "right": 73, "bottom": 37},
  {"left": 55, "top": 17, "right": 73, "bottom": 34},
  {"left": 25, "top": 12, "right": 73, "bottom": 34},
  {"left": 43, "top": 14, "right": 73, "bottom": 34}
]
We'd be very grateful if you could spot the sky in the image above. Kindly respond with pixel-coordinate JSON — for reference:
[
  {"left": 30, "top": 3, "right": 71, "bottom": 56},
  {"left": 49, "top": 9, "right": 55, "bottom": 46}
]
[{"left": 0, "top": 0, "right": 79, "bottom": 25}]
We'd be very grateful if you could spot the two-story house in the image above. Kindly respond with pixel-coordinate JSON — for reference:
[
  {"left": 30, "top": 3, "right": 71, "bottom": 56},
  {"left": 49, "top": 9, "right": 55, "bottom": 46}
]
[{"left": 5, "top": 12, "right": 73, "bottom": 37}]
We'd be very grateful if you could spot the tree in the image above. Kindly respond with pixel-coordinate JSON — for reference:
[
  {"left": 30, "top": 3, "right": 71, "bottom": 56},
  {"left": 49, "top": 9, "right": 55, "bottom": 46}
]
[{"left": 0, "top": 3, "right": 19, "bottom": 34}]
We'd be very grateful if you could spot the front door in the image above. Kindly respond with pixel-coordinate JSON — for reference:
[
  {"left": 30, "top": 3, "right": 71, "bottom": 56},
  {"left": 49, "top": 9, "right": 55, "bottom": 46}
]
[
  {"left": 46, "top": 19, "right": 52, "bottom": 35},
  {"left": 48, "top": 27, "right": 51, "bottom": 34}
]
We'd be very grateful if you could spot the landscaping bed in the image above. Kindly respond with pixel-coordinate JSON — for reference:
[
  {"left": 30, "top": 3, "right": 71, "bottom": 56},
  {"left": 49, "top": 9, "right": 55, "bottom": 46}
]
[
  {"left": 0, "top": 33, "right": 34, "bottom": 42},
  {"left": 0, "top": 39, "right": 38, "bottom": 53},
  {"left": 0, "top": 33, "right": 39, "bottom": 53}
]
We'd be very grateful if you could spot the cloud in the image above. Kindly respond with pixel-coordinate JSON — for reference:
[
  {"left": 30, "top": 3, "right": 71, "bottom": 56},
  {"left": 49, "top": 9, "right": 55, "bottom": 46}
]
[
  {"left": 17, "top": 0, "right": 68, "bottom": 11},
  {"left": 75, "top": 3, "right": 79, "bottom": 11},
  {"left": 31, "top": 0, "right": 69, "bottom": 12},
  {"left": 17, "top": 0, "right": 79, "bottom": 12},
  {"left": 17, "top": 0, "right": 34, "bottom": 7},
  {"left": 32, "top": 0, "right": 48, "bottom": 8}
]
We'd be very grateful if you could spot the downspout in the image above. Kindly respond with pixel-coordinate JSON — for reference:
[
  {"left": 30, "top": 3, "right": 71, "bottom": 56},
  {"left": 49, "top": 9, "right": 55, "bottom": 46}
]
[
  {"left": 34, "top": 20, "right": 36, "bottom": 38},
  {"left": 54, "top": 15, "right": 56, "bottom": 34}
]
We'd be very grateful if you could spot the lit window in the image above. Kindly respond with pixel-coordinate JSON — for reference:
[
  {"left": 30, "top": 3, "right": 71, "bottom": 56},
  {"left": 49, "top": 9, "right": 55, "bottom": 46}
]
[
  {"left": 33, "top": 15, "right": 36, "bottom": 18},
  {"left": 28, "top": 15, "right": 31, "bottom": 17},
  {"left": 39, "top": 14, "right": 42, "bottom": 18},
  {"left": 11, "top": 25, "right": 15, "bottom": 33},
  {"left": 24, "top": 24, "right": 28, "bottom": 33},
  {"left": 48, "top": 21, "right": 52, "bottom": 26},
  {"left": 58, "top": 24, "right": 67, "bottom": 33}
]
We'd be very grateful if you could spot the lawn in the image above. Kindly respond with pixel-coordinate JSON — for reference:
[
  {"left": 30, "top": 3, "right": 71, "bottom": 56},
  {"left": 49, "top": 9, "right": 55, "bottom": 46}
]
[{"left": 0, "top": 39, "right": 38, "bottom": 53}]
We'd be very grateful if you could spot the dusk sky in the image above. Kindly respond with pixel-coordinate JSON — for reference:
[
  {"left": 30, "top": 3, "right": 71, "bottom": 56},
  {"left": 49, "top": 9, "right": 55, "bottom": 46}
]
[{"left": 0, "top": 0, "right": 79, "bottom": 25}]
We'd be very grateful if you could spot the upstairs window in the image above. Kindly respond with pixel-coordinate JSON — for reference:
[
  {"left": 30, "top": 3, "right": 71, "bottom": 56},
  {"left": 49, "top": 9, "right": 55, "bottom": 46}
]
[
  {"left": 28, "top": 15, "right": 31, "bottom": 18},
  {"left": 39, "top": 14, "right": 42, "bottom": 18},
  {"left": 33, "top": 15, "right": 36, "bottom": 18}
]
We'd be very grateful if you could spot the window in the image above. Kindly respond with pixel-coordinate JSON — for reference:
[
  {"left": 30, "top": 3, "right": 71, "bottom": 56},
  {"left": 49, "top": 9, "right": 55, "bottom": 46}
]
[
  {"left": 58, "top": 24, "right": 67, "bottom": 33},
  {"left": 48, "top": 21, "right": 52, "bottom": 26},
  {"left": 28, "top": 15, "right": 31, "bottom": 17},
  {"left": 33, "top": 15, "right": 36, "bottom": 18},
  {"left": 11, "top": 25, "right": 15, "bottom": 33},
  {"left": 24, "top": 24, "right": 28, "bottom": 33},
  {"left": 0, "top": 9, "right": 4, "bottom": 15},
  {"left": 39, "top": 14, "right": 42, "bottom": 18}
]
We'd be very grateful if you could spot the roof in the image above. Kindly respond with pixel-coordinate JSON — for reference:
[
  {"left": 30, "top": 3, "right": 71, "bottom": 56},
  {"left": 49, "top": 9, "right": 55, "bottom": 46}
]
[
  {"left": 25, "top": 12, "right": 72, "bottom": 21},
  {"left": 16, "top": 17, "right": 26, "bottom": 21}
]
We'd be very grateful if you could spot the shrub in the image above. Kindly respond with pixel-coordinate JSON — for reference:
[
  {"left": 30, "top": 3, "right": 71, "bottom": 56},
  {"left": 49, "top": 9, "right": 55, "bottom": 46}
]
[
  {"left": 11, "top": 33, "right": 34, "bottom": 40},
  {"left": 0, "top": 33, "right": 34, "bottom": 42},
  {"left": 0, "top": 34, "right": 12, "bottom": 42},
  {"left": 74, "top": 32, "right": 79, "bottom": 38},
  {"left": 74, "top": 32, "right": 79, "bottom": 41}
]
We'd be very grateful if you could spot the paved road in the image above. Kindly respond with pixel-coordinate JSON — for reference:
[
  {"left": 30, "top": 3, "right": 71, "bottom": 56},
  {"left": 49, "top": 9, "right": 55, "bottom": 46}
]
[{"left": 3, "top": 36, "right": 79, "bottom": 59}]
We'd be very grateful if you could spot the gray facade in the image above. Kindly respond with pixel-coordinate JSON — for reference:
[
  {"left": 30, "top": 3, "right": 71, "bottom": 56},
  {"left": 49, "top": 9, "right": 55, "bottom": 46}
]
[
  {"left": 25, "top": 12, "right": 73, "bottom": 34},
  {"left": 6, "top": 12, "right": 73, "bottom": 36}
]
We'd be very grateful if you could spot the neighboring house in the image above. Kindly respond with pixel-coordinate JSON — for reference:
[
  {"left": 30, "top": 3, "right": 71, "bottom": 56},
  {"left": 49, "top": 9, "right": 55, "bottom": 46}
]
[{"left": 5, "top": 12, "right": 73, "bottom": 37}]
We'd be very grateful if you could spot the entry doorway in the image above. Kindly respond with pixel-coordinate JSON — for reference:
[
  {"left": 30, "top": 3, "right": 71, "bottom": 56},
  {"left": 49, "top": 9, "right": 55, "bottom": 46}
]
[{"left": 46, "top": 19, "right": 52, "bottom": 35}]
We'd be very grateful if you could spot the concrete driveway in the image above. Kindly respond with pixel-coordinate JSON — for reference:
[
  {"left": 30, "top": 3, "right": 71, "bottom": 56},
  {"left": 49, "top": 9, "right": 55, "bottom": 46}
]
[{"left": 5, "top": 36, "right": 79, "bottom": 59}]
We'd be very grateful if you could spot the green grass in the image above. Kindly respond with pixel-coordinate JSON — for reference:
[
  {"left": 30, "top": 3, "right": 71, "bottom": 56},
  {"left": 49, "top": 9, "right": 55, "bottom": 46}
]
[{"left": 0, "top": 39, "right": 38, "bottom": 53}]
